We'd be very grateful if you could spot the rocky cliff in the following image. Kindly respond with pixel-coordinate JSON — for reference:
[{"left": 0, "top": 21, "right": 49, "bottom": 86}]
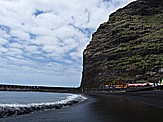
[{"left": 81, "top": 0, "right": 163, "bottom": 89}]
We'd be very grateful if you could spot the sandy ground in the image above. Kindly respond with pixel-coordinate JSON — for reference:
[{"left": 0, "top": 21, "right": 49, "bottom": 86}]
[{"left": 122, "top": 90, "right": 163, "bottom": 108}]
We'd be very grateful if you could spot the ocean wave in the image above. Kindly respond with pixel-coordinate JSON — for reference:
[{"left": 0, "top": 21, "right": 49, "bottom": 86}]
[{"left": 0, "top": 94, "right": 87, "bottom": 118}]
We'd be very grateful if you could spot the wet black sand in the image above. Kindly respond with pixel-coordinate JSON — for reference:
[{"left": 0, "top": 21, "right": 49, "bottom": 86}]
[
  {"left": 1, "top": 92, "right": 163, "bottom": 122},
  {"left": 122, "top": 90, "right": 163, "bottom": 108}
]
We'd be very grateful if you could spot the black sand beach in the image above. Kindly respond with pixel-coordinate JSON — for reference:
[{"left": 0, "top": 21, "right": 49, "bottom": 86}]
[{"left": 1, "top": 91, "right": 163, "bottom": 122}]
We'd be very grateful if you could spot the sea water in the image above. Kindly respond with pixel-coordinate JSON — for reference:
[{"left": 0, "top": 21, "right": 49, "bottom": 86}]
[{"left": 0, "top": 91, "right": 86, "bottom": 118}]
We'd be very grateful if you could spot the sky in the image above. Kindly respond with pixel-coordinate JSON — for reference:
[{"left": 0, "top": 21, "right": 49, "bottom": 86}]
[{"left": 0, "top": 0, "right": 134, "bottom": 87}]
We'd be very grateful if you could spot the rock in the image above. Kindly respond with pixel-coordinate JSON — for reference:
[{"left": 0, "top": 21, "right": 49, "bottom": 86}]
[{"left": 81, "top": 0, "right": 163, "bottom": 89}]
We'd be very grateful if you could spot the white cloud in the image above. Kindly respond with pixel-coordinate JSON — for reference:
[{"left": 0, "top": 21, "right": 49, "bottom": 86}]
[
  {"left": 0, "top": 46, "right": 8, "bottom": 53},
  {"left": 10, "top": 30, "right": 30, "bottom": 40},
  {"left": 0, "top": 0, "right": 134, "bottom": 87},
  {"left": 7, "top": 48, "right": 23, "bottom": 56},
  {"left": 0, "top": 38, "right": 8, "bottom": 45},
  {"left": 9, "top": 43, "right": 22, "bottom": 48},
  {"left": 24, "top": 45, "right": 38, "bottom": 52}
]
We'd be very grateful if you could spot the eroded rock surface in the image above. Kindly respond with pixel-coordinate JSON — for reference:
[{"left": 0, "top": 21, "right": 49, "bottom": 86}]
[{"left": 81, "top": 0, "right": 163, "bottom": 89}]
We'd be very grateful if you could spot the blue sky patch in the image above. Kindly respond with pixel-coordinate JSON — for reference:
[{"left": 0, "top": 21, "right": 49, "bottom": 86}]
[
  {"left": 29, "top": 32, "right": 37, "bottom": 39},
  {"left": 0, "top": 25, "right": 11, "bottom": 34},
  {"left": 33, "top": 9, "right": 44, "bottom": 16}
]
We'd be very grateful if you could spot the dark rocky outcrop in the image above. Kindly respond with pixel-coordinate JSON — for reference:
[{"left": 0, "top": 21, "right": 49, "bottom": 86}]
[{"left": 81, "top": 0, "right": 163, "bottom": 89}]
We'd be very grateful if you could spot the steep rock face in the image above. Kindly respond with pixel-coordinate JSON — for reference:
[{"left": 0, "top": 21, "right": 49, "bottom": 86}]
[{"left": 81, "top": 0, "right": 163, "bottom": 89}]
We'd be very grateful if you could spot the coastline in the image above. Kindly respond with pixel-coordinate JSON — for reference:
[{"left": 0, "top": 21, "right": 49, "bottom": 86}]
[{"left": 1, "top": 91, "right": 163, "bottom": 122}]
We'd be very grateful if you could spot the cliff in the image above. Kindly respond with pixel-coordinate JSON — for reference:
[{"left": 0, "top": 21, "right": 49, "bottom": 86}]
[{"left": 81, "top": 0, "right": 163, "bottom": 89}]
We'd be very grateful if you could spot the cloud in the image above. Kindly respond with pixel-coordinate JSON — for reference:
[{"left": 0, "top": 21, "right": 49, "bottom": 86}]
[{"left": 0, "top": 0, "right": 134, "bottom": 87}]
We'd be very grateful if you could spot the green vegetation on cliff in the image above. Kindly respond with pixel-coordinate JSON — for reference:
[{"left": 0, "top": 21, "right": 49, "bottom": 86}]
[{"left": 81, "top": 0, "right": 163, "bottom": 89}]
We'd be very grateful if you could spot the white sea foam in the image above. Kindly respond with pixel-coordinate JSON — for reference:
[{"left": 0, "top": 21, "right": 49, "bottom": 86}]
[{"left": 0, "top": 94, "right": 87, "bottom": 118}]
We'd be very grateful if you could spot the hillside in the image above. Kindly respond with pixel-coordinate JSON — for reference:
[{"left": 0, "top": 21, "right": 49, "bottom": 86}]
[{"left": 81, "top": 0, "right": 163, "bottom": 89}]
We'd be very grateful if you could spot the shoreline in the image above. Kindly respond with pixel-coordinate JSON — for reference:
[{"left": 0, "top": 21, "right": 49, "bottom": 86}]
[{"left": 1, "top": 90, "right": 163, "bottom": 122}]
